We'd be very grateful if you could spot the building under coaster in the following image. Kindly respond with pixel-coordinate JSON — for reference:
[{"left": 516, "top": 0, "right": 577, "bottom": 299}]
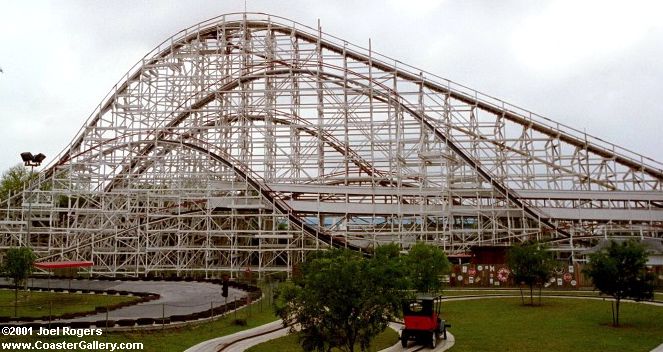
[{"left": 1, "top": 13, "right": 661, "bottom": 276}]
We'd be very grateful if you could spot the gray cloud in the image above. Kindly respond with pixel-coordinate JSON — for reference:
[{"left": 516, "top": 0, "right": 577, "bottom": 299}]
[{"left": 0, "top": 0, "right": 661, "bottom": 172}]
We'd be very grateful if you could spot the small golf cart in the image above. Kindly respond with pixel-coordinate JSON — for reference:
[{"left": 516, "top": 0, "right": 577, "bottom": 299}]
[{"left": 401, "top": 294, "right": 450, "bottom": 348}]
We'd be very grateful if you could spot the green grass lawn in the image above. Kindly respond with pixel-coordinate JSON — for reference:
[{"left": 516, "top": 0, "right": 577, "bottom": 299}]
[
  {"left": 109, "top": 299, "right": 278, "bottom": 352},
  {"left": 444, "top": 297, "right": 663, "bottom": 352},
  {"left": 444, "top": 288, "right": 600, "bottom": 297},
  {"left": 2, "top": 289, "right": 661, "bottom": 352},
  {"left": 245, "top": 327, "right": 399, "bottom": 352},
  {"left": 444, "top": 288, "right": 663, "bottom": 304},
  {"left": 0, "top": 294, "right": 278, "bottom": 352},
  {"left": 0, "top": 289, "right": 138, "bottom": 318}
]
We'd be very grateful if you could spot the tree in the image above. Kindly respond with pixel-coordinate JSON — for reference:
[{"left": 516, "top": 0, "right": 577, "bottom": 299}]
[
  {"left": 507, "top": 242, "right": 555, "bottom": 305},
  {"left": 275, "top": 246, "right": 407, "bottom": 352},
  {"left": 405, "top": 242, "right": 451, "bottom": 294},
  {"left": 583, "top": 240, "right": 654, "bottom": 326},
  {"left": 1, "top": 247, "right": 37, "bottom": 316},
  {"left": 0, "top": 164, "right": 36, "bottom": 206}
]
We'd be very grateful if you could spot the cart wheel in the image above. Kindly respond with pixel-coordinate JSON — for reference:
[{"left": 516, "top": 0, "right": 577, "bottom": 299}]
[
  {"left": 430, "top": 331, "right": 437, "bottom": 349},
  {"left": 401, "top": 332, "right": 408, "bottom": 348}
]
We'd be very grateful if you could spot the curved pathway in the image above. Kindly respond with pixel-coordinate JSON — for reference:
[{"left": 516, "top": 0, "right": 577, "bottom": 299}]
[
  {"left": 2, "top": 278, "right": 246, "bottom": 321},
  {"left": 186, "top": 294, "right": 663, "bottom": 352},
  {"left": 185, "top": 320, "right": 455, "bottom": 352},
  {"left": 185, "top": 320, "right": 287, "bottom": 352},
  {"left": 382, "top": 322, "right": 455, "bottom": 352}
]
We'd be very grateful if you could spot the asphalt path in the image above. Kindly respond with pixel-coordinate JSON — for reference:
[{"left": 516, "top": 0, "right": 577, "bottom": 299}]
[
  {"left": 1, "top": 278, "right": 246, "bottom": 321},
  {"left": 185, "top": 293, "right": 663, "bottom": 352},
  {"left": 184, "top": 320, "right": 456, "bottom": 352},
  {"left": 184, "top": 320, "right": 287, "bottom": 352}
]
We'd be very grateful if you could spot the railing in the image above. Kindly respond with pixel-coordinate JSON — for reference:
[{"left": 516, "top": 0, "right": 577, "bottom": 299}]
[{"left": 43, "top": 12, "right": 662, "bottom": 177}]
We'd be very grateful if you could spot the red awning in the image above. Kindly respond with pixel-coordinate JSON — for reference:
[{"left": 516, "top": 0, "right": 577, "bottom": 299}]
[{"left": 34, "top": 261, "right": 94, "bottom": 270}]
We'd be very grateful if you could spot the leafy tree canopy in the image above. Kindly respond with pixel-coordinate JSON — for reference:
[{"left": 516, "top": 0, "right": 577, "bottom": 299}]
[
  {"left": 275, "top": 243, "right": 451, "bottom": 351},
  {"left": 275, "top": 245, "right": 409, "bottom": 352},
  {"left": 1, "top": 246, "right": 37, "bottom": 287},
  {"left": 583, "top": 240, "right": 654, "bottom": 326},
  {"left": 2, "top": 247, "right": 37, "bottom": 317},
  {"left": 405, "top": 242, "right": 451, "bottom": 294},
  {"left": 0, "top": 164, "right": 36, "bottom": 205},
  {"left": 507, "top": 241, "right": 555, "bottom": 305}
]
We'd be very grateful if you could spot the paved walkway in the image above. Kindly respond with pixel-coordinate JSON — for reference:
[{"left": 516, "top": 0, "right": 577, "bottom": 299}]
[
  {"left": 382, "top": 322, "right": 455, "bottom": 352},
  {"left": 185, "top": 294, "right": 663, "bottom": 352},
  {"left": 185, "top": 320, "right": 287, "bottom": 352},
  {"left": 2, "top": 278, "right": 246, "bottom": 321},
  {"left": 185, "top": 319, "right": 455, "bottom": 352}
]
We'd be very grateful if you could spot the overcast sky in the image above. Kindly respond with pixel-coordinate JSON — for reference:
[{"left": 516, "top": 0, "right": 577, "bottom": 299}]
[{"left": 0, "top": 0, "right": 662, "bottom": 173}]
